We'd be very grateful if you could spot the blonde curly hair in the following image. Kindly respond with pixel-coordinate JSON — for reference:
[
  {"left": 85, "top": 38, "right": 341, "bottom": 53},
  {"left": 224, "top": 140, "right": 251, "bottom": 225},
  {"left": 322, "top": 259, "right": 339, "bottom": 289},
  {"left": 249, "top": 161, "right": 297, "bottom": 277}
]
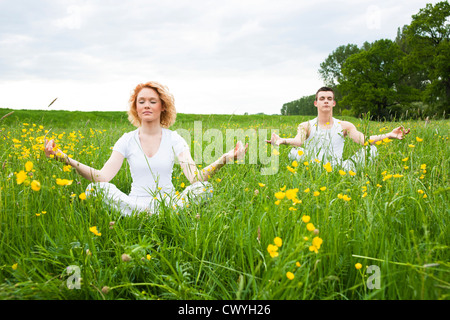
[{"left": 127, "top": 81, "right": 177, "bottom": 128}]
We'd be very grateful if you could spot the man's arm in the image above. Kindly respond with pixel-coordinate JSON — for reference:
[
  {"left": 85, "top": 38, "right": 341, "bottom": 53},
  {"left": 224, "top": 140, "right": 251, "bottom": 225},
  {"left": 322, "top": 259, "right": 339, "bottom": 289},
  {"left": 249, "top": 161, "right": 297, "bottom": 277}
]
[{"left": 342, "top": 121, "right": 411, "bottom": 145}]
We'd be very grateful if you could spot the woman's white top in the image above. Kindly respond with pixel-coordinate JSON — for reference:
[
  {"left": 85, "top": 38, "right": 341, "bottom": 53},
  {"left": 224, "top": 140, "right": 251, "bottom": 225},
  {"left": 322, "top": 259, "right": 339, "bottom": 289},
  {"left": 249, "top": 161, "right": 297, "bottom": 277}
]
[{"left": 112, "top": 128, "right": 189, "bottom": 198}]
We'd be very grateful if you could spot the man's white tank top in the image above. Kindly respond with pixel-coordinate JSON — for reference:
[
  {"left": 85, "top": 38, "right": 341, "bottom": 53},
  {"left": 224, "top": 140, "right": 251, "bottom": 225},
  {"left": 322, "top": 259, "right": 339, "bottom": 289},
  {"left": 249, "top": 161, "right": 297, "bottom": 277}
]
[{"left": 303, "top": 117, "right": 345, "bottom": 164}]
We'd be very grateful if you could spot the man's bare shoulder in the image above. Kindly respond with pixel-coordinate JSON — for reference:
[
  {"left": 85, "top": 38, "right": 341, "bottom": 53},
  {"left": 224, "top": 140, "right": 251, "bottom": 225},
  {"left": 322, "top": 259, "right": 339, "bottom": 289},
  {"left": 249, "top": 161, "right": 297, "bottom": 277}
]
[{"left": 339, "top": 120, "right": 356, "bottom": 130}]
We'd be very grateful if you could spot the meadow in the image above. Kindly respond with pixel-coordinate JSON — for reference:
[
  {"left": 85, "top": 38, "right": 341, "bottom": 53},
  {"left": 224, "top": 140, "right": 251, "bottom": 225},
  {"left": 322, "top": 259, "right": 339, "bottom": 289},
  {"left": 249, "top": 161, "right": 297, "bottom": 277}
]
[{"left": 0, "top": 108, "right": 448, "bottom": 300}]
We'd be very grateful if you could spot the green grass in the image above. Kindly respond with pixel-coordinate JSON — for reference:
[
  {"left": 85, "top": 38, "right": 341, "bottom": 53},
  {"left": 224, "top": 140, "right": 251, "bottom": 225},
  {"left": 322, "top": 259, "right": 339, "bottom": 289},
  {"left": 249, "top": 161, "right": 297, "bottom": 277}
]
[{"left": 0, "top": 108, "right": 449, "bottom": 300}]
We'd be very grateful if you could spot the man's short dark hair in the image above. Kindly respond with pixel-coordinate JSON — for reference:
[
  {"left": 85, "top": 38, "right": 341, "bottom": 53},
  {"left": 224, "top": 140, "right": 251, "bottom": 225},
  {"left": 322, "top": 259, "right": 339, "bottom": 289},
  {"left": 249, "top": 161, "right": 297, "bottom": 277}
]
[{"left": 315, "top": 87, "right": 335, "bottom": 101}]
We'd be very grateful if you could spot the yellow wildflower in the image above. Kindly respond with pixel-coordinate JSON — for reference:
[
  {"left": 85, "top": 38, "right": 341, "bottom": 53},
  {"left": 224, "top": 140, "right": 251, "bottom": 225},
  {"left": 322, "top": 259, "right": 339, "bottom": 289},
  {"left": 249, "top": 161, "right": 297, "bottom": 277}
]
[
  {"left": 12, "top": 263, "right": 18, "bottom": 270},
  {"left": 349, "top": 170, "right": 356, "bottom": 176},
  {"left": 30, "top": 180, "right": 41, "bottom": 192},
  {"left": 25, "top": 161, "right": 33, "bottom": 172},
  {"left": 355, "top": 263, "right": 362, "bottom": 270},
  {"left": 274, "top": 237, "right": 282, "bottom": 247},
  {"left": 16, "top": 170, "right": 27, "bottom": 184},
  {"left": 291, "top": 161, "right": 298, "bottom": 168},
  {"left": 342, "top": 195, "right": 351, "bottom": 201},
  {"left": 306, "top": 223, "right": 315, "bottom": 231},
  {"left": 286, "top": 272, "right": 295, "bottom": 280},
  {"left": 274, "top": 191, "right": 286, "bottom": 200},
  {"left": 258, "top": 183, "right": 265, "bottom": 187},
  {"left": 402, "top": 157, "right": 409, "bottom": 162},
  {"left": 286, "top": 166, "right": 296, "bottom": 173},
  {"left": 285, "top": 188, "right": 298, "bottom": 200},
  {"left": 323, "top": 162, "right": 332, "bottom": 172},
  {"left": 297, "top": 150, "right": 304, "bottom": 156},
  {"left": 312, "top": 236, "right": 323, "bottom": 250},
  {"left": 89, "top": 226, "right": 101, "bottom": 236},
  {"left": 313, "top": 191, "right": 320, "bottom": 197},
  {"left": 267, "top": 244, "right": 279, "bottom": 258},
  {"left": 339, "top": 170, "right": 346, "bottom": 176},
  {"left": 301, "top": 215, "right": 310, "bottom": 223},
  {"left": 303, "top": 188, "right": 310, "bottom": 193},
  {"left": 79, "top": 193, "right": 87, "bottom": 200},
  {"left": 309, "top": 245, "right": 318, "bottom": 253},
  {"left": 416, "top": 137, "right": 423, "bottom": 142},
  {"left": 56, "top": 178, "right": 73, "bottom": 186},
  {"left": 320, "top": 186, "right": 327, "bottom": 191}
]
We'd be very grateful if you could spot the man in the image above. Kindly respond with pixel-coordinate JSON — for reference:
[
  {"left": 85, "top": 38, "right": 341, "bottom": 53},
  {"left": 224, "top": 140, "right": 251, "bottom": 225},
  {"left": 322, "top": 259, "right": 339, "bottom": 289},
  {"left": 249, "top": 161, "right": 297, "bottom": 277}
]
[{"left": 267, "top": 87, "right": 410, "bottom": 171}]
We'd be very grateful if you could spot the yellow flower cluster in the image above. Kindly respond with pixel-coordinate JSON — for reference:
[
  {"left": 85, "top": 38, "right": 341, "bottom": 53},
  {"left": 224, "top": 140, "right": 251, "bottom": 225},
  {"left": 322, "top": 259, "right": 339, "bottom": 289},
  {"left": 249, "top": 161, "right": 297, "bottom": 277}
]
[
  {"left": 300, "top": 215, "right": 323, "bottom": 254},
  {"left": 15, "top": 161, "right": 41, "bottom": 192},
  {"left": 89, "top": 226, "right": 101, "bottom": 236},
  {"left": 419, "top": 163, "right": 426, "bottom": 180},
  {"left": 337, "top": 193, "right": 351, "bottom": 201},
  {"left": 267, "top": 237, "right": 282, "bottom": 258},
  {"left": 274, "top": 186, "right": 302, "bottom": 206}
]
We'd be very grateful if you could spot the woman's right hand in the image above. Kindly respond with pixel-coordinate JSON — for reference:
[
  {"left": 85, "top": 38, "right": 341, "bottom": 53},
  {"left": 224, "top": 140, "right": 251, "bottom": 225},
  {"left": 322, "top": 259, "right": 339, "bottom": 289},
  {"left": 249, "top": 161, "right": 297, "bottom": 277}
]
[{"left": 45, "top": 139, "right": 64, "bottom": 160}]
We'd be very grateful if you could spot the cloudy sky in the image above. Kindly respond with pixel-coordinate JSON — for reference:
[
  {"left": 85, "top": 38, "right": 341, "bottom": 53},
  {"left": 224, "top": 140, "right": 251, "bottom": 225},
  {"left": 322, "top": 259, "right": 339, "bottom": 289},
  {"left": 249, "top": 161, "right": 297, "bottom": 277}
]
[{"left": 0, "top": 0, "right": 440, "bottom": 115}]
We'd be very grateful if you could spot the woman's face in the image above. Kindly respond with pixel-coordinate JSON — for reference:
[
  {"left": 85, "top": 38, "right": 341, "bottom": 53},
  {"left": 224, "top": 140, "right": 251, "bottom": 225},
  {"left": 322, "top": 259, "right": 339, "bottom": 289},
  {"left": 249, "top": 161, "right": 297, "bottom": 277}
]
[{"left": 135, "top": 87, "right": 164, "bottom": 124}]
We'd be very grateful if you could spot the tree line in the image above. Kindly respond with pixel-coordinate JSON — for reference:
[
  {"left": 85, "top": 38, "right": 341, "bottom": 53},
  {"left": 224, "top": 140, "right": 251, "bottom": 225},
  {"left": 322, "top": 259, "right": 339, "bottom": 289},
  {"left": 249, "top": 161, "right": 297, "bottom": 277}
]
[{"left": 281, "top": 1, "right": 450, "bottom": 119}]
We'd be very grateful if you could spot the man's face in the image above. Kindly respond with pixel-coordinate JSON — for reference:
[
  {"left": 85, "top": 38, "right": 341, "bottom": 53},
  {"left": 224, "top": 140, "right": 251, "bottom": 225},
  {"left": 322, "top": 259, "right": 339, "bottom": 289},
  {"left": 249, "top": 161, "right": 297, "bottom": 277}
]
[{"left": 314, "top": 91, "right": 335, "bottom": 112}]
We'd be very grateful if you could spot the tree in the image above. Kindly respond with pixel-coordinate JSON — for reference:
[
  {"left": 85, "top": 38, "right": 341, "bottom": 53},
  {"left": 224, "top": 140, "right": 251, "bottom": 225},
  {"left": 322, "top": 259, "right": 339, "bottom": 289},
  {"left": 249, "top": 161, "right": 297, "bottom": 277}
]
[
  {"left": 338, "top": 39, "right": 413, "bottom": 119},
  {"left": 318, "top": 44, "right": 361, "bottom": 87},
  {"left": 403, "top": 1, "right": 450, "bottom": 114},
  {"left": 281, "top": 95, "right": 316, "bottom": 116}
]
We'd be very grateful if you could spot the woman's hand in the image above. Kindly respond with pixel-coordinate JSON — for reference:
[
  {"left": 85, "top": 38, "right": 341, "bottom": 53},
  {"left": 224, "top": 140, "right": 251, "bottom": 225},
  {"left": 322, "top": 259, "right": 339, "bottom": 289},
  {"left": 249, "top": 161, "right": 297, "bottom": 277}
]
[{"left": 44, "top": 139, "right": 65, "bottom": 160}]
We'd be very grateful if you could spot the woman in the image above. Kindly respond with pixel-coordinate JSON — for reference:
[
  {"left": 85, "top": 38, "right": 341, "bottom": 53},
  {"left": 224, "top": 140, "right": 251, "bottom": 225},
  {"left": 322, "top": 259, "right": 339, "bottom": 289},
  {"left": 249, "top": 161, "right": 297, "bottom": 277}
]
[{"left": 44, "top": 81, "right": 247, "bottom": 215}]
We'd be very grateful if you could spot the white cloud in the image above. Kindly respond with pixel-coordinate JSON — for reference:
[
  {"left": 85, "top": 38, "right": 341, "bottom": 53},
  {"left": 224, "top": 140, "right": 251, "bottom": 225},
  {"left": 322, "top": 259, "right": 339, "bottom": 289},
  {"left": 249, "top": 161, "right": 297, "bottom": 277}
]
[{"left": 53, "top": 4, "right": 94, "bottom": 30}]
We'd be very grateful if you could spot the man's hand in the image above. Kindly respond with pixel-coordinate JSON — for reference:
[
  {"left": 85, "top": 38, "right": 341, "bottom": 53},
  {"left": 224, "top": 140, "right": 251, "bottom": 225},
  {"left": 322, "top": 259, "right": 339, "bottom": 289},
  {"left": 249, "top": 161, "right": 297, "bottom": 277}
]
[
  {"left": 265, "top": 132, "right": 284, "bottom": 146},
  {"left": 389, "top": 126, "right": 411, "bottom": 140}
]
